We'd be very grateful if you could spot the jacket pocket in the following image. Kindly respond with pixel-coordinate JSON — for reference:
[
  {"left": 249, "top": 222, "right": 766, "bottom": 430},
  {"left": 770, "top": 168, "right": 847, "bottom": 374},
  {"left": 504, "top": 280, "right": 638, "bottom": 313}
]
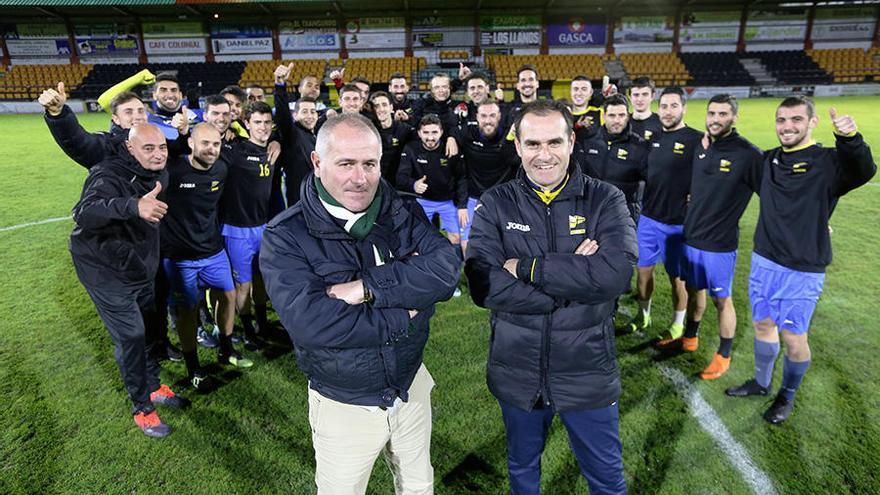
[{"left": 313, "top": 260, "right": 358, "bottom": 285}]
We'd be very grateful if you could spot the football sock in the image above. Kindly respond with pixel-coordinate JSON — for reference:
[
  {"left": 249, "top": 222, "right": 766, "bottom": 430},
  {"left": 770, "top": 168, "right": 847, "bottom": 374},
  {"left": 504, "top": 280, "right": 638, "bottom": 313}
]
[
  {"left": 780, "top": 356, "right": 810, "bottom": 401},
  {"left": 754, "top": 339, "right": 780, "bottom": 389},
  {"left": 718, "top": 337, "right": 734, "bottom": 358},
  {"left": 219, "top": 333, "right": 233, "bottom": 355},
  {"left": 183, "top": 351, "right": 200, "bottom": 377},
  {"left": 638, "top": 299, "right": 651, "bottom": 318},
  {"left": 684, "top": 319, "right": 701, "bottom": 338},
  {"left": 673, "top": 310, "right": 686, "bottom": 326}
]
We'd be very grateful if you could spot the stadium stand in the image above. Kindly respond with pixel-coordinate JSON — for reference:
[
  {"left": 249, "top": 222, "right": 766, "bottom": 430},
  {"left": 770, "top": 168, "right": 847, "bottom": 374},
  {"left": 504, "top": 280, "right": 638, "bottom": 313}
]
[
  {"left": 239, "top": 59, "right": 328, "bottom": 93},
  {"left": 71, "top": 62, "right": 246, "bottom": 100},
  {"left": 486, "top": 54, "right": 608, "bottom": 86},
  {"left": 807, "top": 48, "right": 880, "bottom": 83},
  {"left": 336, "top": 57, "right": 426, "bottom": 86},
  {"left": 679, "top": 52, "right": 755, "bottom": 86},
  {"left": 439, "top": 50, "right": 469, "bottom": 61},
  {"left": 742, "top": 50, "right": 832, "bottom": 85},
  {"left": 618, "top": 52, "right": 690, "bottom": 87},
  {"left": 0, "top": 64, "right": 93, "bottom": 100}
]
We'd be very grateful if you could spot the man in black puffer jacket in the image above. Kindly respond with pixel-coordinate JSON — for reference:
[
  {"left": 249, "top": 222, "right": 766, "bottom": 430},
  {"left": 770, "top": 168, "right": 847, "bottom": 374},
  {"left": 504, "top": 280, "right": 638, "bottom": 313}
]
[
  {"left": 465, "top": 100, "right": 637, "bottom": 495},
  {"left": 260, "top": 113, "right": 460, "bottom": 494},
  {"left": 71, "top": 124, "right": 188, "bottom": 438}
]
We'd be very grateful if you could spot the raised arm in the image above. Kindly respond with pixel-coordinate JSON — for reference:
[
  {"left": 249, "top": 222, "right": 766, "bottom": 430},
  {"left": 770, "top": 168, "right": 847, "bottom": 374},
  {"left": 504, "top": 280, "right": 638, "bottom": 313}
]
[
  {"left": 97, "top": 69, "right": 155, "bottom": 113},
  {"left": 829, "top": 108, "right": 877, "bottom": 196}
]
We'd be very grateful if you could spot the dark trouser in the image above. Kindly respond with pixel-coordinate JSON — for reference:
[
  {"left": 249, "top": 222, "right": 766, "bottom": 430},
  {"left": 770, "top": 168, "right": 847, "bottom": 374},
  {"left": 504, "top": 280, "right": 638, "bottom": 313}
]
[
  {"left": 499, "top": 400, "right": 626, "bottom": 495},
  {"left": 85, "top": 283, "right": 162, "bottom": 413},
  {"left": 142, "top": 267, "right": 170, "bottom": 355}
]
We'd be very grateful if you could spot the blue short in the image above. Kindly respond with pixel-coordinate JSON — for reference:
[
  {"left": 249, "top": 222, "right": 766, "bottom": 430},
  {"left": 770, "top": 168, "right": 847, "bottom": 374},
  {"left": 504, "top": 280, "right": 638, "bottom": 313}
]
[
  {"left": 636, "top": 214, "right": 686, "bottom": 278},
  {"left": 222, "top": 224, "right": 266, "bottom": 284},
  {"left": 749, "top": 253, "right": 825, "bottom": 335},
  {"left": 460, "top": 197, "right": 479, "bottom": 241},
  {"left": 416, "top": 198, "right": 460, "bottom": 236},
  {"left": 163, "top": 250, "right": 235, "bottom": 308},
  {"left": 684, "top": 244, "right": 737, "bottom": 298}
]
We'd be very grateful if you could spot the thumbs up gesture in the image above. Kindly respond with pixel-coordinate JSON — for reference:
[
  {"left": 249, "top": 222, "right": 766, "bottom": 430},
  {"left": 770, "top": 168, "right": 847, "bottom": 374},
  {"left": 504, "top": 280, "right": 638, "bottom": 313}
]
[
  {"left": 414, "top": 175, "right": 428, "bottom": 194},
  {"left": 171, "top": 105, "right": 189, "bottom": 135},
  {"left": 458, "top": 62, "right": 472, "bottom": 80},
  {"left": 38, "top": 81, "right": 67, "bottom": 116},
  {"left": 275, "top": 62, "right": 295, "bottom": 85},
  {"left": 138, "top": 182, "right": 168, "bottom": 223},
  {"left": 494, "top": 83, "right": 504, "bottom": 102},
  {"left": 829, "top": 107, "right": 857, "bottom": 136}
]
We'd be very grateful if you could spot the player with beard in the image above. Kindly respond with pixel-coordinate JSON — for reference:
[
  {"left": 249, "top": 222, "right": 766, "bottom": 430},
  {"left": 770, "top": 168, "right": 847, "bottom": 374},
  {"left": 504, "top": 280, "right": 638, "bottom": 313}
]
[
  {"left": 98, "top": 71, "right": 201, "bottom": 140},
  {"left": 454, "top": 72, "right": 492, "bottom": 128},
  {"left": 246, "top": 84, "right": 266, "bottom": 103},
  {"left": 629, "top": 77, "right": 662, "bottom": 142},
  {"left": 220, "top": 101, "right": 277, "bottom": 358},
  {"left": 220, "top": 86, "right": 250, "bottom": 139},
  {"left": 725, "top": 97, "right": 875, "bottom": 424},
  {"left": 273, "top": 63, "right": 319, "bottom": 206},
  {"left": 397, "top": 114, "right": 467, "bottom": 251},
  {"left": 629, "top": 87, "right": 703, "bottom": 342},
  {"left": 656, "top": 95, "right": 762, "bottom": 381},
  {"left": 370, "top": 91, "right": 417, "bottom": 184},
  {"left": 451, "top": 99, "right": 520, "bottom": 254},
  {"left": 389, "top": 72, "right": 413, "bottom": 120},
  {"left": 161, "top": 123, "right": 239, "bottom": 389},
  {"left": 580, "top": 94, "right": 650, "bottom": 223}
]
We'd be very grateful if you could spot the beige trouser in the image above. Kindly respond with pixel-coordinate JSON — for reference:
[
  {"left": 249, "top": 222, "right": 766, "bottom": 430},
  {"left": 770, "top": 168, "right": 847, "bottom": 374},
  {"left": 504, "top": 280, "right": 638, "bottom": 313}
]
[{"left": 307, "top": 364, "right": 435, "bottom": 495}]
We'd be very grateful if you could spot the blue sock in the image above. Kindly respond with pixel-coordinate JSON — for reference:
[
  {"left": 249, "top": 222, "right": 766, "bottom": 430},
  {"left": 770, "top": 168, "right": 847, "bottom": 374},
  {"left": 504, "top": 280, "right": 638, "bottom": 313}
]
[
  {"left": 754, "top": 339, "right": 780, "bottom": 389},
  {"left": 780, "top": 356, "right": 810, "bottom": 401}
]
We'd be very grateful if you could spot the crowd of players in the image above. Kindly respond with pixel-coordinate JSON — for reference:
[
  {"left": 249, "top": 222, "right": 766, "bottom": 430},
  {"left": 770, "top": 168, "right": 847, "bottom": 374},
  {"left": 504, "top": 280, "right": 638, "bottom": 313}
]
[{"left": 37, "top": 59, "right": 875, "bottom": 442}]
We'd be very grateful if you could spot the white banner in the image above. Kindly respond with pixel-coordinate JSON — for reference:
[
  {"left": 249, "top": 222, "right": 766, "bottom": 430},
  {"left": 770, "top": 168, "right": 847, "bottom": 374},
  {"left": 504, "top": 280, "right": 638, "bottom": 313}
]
[
  {"left": 6, "top": 39, "right": 70, "bottom": 56},
  {"left": 344, "top": 32, "right": 406, "bottom": 49},
  {"left": 212, "top": 37, "right": 273, "bottom": 54},
  {"left": 811, "top": 19, "right": 875, "bottom": 41},
  {"left": 279, "top": 33, "right": 338, "bottom": 51},
  {"left": 684, "top": 86, "right": 752, "bottom": 100},
  {"left": 145, "top": 37, "right": 206, "bottom": 55}
]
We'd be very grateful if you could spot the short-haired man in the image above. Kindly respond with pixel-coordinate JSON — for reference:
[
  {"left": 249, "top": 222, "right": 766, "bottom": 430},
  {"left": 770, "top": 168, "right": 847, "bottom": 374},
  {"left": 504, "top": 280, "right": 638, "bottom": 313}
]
[
  {"left": 726, "top": 97, "right": 875, "bottom": 424},
  {"left": 629, "top": 76, "right": 662, "bottom": 141},
  {"left": 458, "top": 72, "right": 492, "bottom": 127},
  {"left": 370, "top": 91, "right": 416, "bottom": 183},
  {"left": 273, "top": 63, "right": 319, "bottom": 207},
  {"left": 465, "top": 100, "right": 636, "bottom": 493},
  {"left": 411, "top": 73, "right": 460, "bottom": 132},
  {"left": 338, "top": 83, "right": 366, "bottom": 115},
  {"left": 630, "top": 87, "right": 703, "bottom": 342},
  {"left": 570, "top": 75, "right": 604, "bottom": 137},
  {"left": 580, "top": 94, "right": 650, "bottom": 223},
  {"left": 397, "top": 114, "right": 467, "bottom": 249},
  {"left": 261, "top": 113, "right": 461, "bottom": 493},
  {"left": 220, "top": 85, "right": 247, "bottom": 124},
  {"left": 97, "top": 70, "right": 201, "bottom": 140},
  {"left": 657, "top": 95, "right": 762, "bottom": 381},
  {"left": 161, "top": 123, "right": 238, "bottom": 389},
  {"left": 388, "top": 71, "right": 413, "bottom": 120},
  {"left": 219, "top": 101, "right": 277, "bottom": 356},
  {"left": 70, "top": 123, "right": 188, "bottom": 437},
  {"left": 246, "top": 83, "right": 266, "bottom": 103}
]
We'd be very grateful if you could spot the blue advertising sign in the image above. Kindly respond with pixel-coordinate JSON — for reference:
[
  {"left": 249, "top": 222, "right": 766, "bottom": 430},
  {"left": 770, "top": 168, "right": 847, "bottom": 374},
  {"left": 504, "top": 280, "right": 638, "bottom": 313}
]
[{"left": 547, "top": 17, "right": 606, "bottom": 46}]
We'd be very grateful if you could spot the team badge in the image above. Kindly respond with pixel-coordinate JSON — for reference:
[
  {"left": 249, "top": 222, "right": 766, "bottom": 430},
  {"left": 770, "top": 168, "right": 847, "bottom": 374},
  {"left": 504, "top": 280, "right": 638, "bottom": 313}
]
[
  {"left": 440, "top": 158, "right": 448, "bottom": 167},
  {"left": 644, "top": 130, "right": 653, "bottom": 140},
  {"left": 569, "top": 214, "right": 586, "bottom": 235},
  {"left": 673, "top": 142, "right": 685, "bottom": 155},
  {"left": 211, "top": 181, "right": 220, "bottom": 192},
  {"left": 617, "top": 148, "right": 628, "bottom": 160},
  {"left": 792, "top": 161, "right": 808, "bottom": 173},
  {"left": 719, "top": 159, "right": 731, "bottom": 173}
]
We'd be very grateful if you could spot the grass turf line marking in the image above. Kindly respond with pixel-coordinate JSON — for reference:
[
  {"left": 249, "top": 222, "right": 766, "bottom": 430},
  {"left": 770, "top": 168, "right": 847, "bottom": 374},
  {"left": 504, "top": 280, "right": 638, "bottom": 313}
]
[
  {"left": 0, "top": 215, "right": 71, "bottom": 233},
  {"left": 658, "top": 365, "right": 779, "bottom": 495}
]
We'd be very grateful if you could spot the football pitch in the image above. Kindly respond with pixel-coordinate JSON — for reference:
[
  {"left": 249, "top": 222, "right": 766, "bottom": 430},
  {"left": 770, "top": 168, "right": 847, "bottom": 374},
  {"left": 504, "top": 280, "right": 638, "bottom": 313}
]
[{"left": 1, "top": 96, "right": 878, "bottom": 494}]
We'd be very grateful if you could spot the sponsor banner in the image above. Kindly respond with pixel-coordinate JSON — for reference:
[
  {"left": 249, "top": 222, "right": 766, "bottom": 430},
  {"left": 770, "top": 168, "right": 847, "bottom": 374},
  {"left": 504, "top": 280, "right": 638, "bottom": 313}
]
[
  {"left": 412, "top": 15, "right": 472, "bottom": 30},
  {"left": 212, "top": 37, "right": 273, "bottom": 54},
  {"left": 279, "top": 19, "right": 338, "bottom": 51},
  {"left": 481, "top": 30, "right": 540, "bottom": 46},
  {"left": 547, "top": 16, "right": 606, "bottom": 46},
  {"left": 814, "top": 83, "right": 880, "bottom": 97},
  {"left": 74, "top": 24, "right": 137, "bottom": 38},
  {"left": 76, "top": 36, "right": 139, "bottom": 57},
  {"left": 811, "top": 17, "right": 875, "bottom": 41},
  {"left": 479, "top": 15, "right": 541, "bottom": 30},
  {"left": 684, "top": 86, "right": 751, "bottom": 100},
  {"left": 680, "top": 11, "right": 741, "bottom": 45},
  {"left": 750, "top": 85, "right": 815, "bottom": 98},
  {"left": 343, "top": 17, "right": 406, "bottom": 49},
  {"left": 6, "top": 38, "right": 70, "bottom": 56},
  {"left": 745, "top": 11, "right": 807, "bottom": 41},
  {"left": 5, "top": 23, "right": 67, "bottom": 39},
  {"left": 614, "top": 16, "right": 675, "bottom": 44},
  {"left": 279, "top": 19, "right": 337, "bottom": 33},
  {"left": 142, "top": 22, "right": 204, "bottom": 38},
  {"left": 412, "top": 15, "right": 474, "bottom": 47},
  {"left": 210, "top": 24, "right": 271, "bottom": 39},
  {"left": 145, "top": 37, "right": 207, "bottom": 55}
]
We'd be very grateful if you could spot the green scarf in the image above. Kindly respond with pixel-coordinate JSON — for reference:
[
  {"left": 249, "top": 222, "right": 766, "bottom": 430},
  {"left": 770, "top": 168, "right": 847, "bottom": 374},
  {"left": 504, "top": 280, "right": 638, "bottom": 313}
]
[{"left": 314, "top": 176, "right": 383, "bottom": 241}]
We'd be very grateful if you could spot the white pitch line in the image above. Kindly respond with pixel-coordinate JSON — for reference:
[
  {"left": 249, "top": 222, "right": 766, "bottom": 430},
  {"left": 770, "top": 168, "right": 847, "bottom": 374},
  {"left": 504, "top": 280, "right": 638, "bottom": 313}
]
[
  {"left": 658, "top": 365, "right": 778, "bottom": 495},
  {"left": 0, "top": 215, "right": 71, "bottom": 233}
]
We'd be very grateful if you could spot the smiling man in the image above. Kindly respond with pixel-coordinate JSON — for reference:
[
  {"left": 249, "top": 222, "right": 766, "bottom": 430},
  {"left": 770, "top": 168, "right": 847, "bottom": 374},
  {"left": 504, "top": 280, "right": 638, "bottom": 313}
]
[
  {"left": 465, "top": 100, "right": 636, "bottom": 494},
  {"left": 725, "top": 96, "right": 876, "bottom": 424},
  {"left": 260, "top": 113, "right": 460, "bottom": 493}
]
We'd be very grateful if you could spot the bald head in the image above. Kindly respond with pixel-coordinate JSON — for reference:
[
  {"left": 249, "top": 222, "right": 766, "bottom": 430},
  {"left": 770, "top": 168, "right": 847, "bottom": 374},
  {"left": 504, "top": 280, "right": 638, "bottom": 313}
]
[
  {"left": 126, "top": 123, "right": 168, "bottom": 171},
  {"left": 189, "top": 123, "right": 222, "bottom": 169}
]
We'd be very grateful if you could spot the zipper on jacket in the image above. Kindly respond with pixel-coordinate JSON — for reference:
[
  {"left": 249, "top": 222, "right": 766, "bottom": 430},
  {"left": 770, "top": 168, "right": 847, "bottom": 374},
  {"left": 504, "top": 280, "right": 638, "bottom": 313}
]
[{"left": 541, "top": 204, "right": 555, "bottom": 408}]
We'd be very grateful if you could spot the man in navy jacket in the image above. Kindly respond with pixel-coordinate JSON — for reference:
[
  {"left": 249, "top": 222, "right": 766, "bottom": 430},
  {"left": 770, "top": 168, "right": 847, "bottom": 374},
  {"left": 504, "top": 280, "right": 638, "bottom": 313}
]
[
  {"left": 260, "top": 113, "right": 460, "bottom": 493},
  {"left": 466, "top": 100, "right": 637, "bottom": 494}
]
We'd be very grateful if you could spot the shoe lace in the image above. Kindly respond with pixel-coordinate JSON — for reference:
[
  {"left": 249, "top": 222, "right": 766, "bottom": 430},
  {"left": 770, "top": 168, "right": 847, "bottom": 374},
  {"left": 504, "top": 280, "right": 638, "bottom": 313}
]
[
  {"left": 135, "top": 411, "right": 161, "bottom": 428},
  {"left": 152, "top": 384, "right": 175, "bottom": 399}
]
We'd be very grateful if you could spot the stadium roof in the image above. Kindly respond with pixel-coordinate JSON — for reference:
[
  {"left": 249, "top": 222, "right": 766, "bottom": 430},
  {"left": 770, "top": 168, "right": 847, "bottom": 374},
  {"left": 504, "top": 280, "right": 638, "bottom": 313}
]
[{"left": 1, "top": 0, "right": 854, "bottom": 23}]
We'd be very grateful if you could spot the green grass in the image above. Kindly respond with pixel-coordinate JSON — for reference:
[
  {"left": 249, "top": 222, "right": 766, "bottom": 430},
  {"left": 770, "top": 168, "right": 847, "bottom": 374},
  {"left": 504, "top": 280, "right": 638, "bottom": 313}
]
[{"left": 1, "top": 96, "right": 879, "bottom": 494}]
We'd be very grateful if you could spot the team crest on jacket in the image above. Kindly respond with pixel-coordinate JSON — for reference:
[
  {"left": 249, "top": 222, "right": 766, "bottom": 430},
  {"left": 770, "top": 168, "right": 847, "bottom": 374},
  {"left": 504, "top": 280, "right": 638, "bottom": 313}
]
[
  {"left": 616, "top": 148, "right": 628, "bottom": 160},
  {"left": 719, "top": 159, "right": 732, "bottom": 173},
  {"left": 673, "top": 142, "right": 685, "bottom": 155},
  {"left": 644, "top": 130, "right": 653, "bottom": 140},
  {"left": 211, "top": 181, "right": 220, "bottom": 192},
  {"left": 569, "top": 214, "right": 586, "bottom": 235}
]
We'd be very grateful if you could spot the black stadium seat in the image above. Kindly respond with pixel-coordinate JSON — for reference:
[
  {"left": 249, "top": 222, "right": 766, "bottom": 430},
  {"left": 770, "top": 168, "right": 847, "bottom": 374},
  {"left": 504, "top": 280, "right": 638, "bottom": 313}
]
[{"left": 70, "top": 62, "right": 247, "bottom": 100}]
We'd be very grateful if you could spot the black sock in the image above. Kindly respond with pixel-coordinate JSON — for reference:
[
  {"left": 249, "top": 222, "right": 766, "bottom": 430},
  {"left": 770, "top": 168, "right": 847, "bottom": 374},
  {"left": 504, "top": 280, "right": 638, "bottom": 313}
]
[
  {"left": 685, "top": 319, "right": 701, "bottom": 338},
  {"left": 254, "top": 304, "right": 268, "bottom": 332},
  {"left": 241, "top": 314, "right": 255, "bottom": 336},
  {"left": 219, "top": 333, "right": 233, "bottom": 355},
  {"left": 183, "top": 351, "right": 200, "bottom": 376},
  {"left": 718, "top": 337, "right": 734, "bottom": 358}
]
